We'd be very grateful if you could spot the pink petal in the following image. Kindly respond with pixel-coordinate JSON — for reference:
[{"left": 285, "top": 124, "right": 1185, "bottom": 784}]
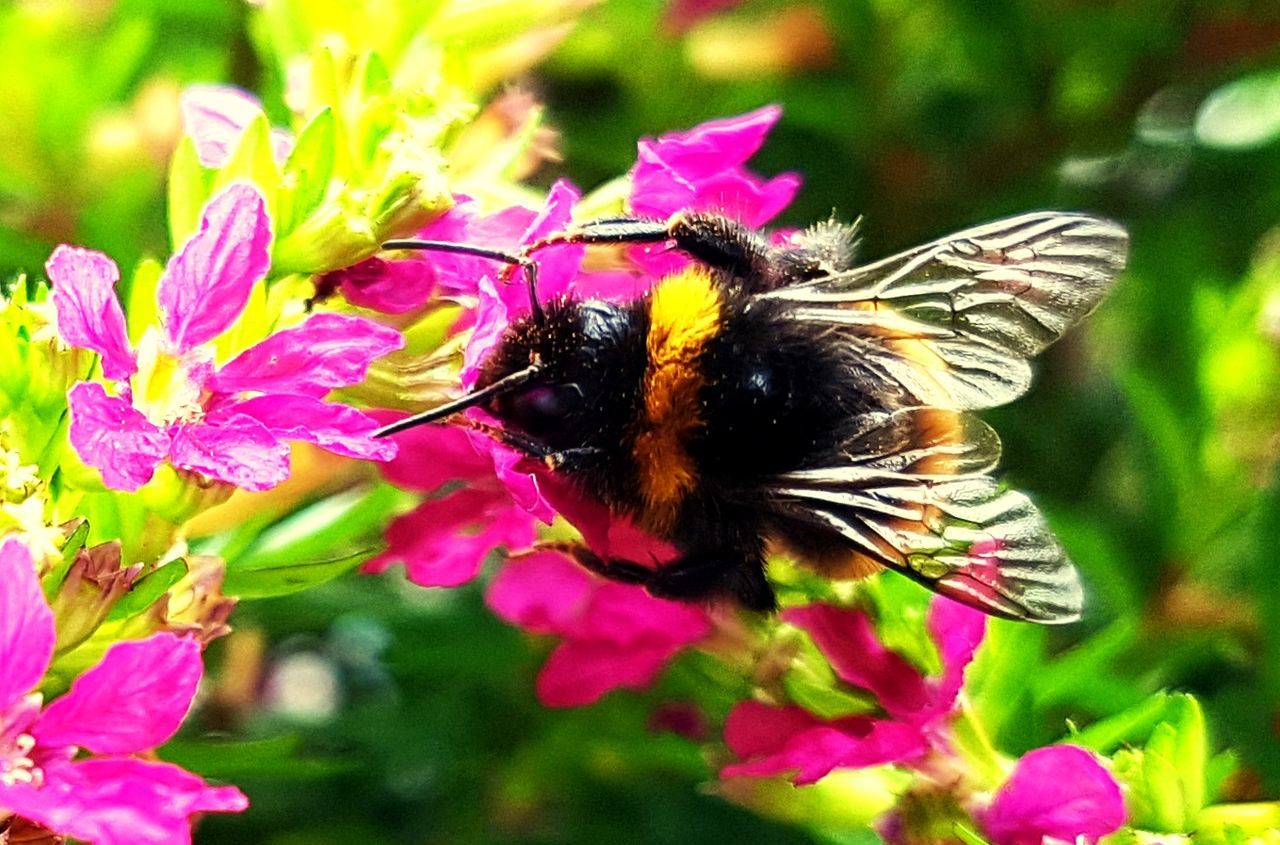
[
  {"left": 180, "top": 83, "right": 291, "bottom": 167},
  {"left": 7, "top": 757, "right": 247, "bottom": 845},
  {"left": 0, "top": 539, "right": 54, "bottom": 712},
  {"left": 315, "top": 256, "right": 437, "bottom": 314},
  {"left": 628, "top": 107, "right": 798, "bottom": 277},
  {"left": 67, "top": 382, "right": 170, "bottom": 492},
  {"left": 782, "top": 603, "right": 931, "bottom": 721},
  {"left": 373, "top": 416, "right": 492, "bottom": 492},
  {"left": 721, "top": 701, "right": 927, "bottom": 785},
  {"left": 367, "top": 487, "right": 535, "bottom": 587},
  {"left": 536, "top": 638, "right": 677, "bottom": 707},
  {"left": 928, "top": 597, "right": 987, "bottom": 712},
  {"left": 414, "top": 199, "right": 535, "bottom": 298},
  {"left": 46, "top": 246, "right": 137, "bottom": 380},
  {"left": 210, "top": 312, "right": 403, "bottom": 397},
  {"left": 34, "top": 633, "right": 201, "bottom": 754},
  {"left": 569, "top": 582, "right": 711, "bottom": 646},
  {"left": 636, "top": 106, "right": 782, "bottom": 183},
  {"left": 511, "top": 179, "right": 583, "bottom": 308},
  {"left": 687, "top": 169, "right": 802, "bottom": 227},
  {"left": 215, "top": 395, "right": 396, "bottom": 461},
  {"left": 159, "top": 183, "right": 272, "bottom": 354},
  {"left": 168, "top": 414, "right": 290, "bottom": 491},
  {"left": 460, "top": 274, "right": 511, "bottom": 388},
  {"left": 528, "top": 578, "right": 710, "bottom": 707},
  {"left": 482, "top": 435, "right": 558, "bottom": 525},
  {"left": 537, "top": 473, "right": 615, "bottom": 554},
  {"left": 984, "top": 745, "right": 1126, "bottom": 845},
  {"left": 486, "top": 551, "right": 595, "bottom": 635}
]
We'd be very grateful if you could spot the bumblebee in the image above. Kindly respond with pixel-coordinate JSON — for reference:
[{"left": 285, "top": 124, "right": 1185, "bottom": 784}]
[{"left": 377, "top": 210, "right": 1127, "bottom": 622}]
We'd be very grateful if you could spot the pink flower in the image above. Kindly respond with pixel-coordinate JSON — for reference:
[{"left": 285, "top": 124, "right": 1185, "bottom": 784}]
[
  {"left": 0, "top": 538, "right": 246, "bottom": 845},
  {"left": 486, "top": 550, "right": 712, "bottom": 707},
  {"left": 180, "top": 84, "right": 293, "bottom": 168},
  {"left": 50, "top": 183, "right": 403, "bottom": 493},
  {"left": 330, "top": 187, "right": 586, "bottom": 318},
  {"left": 313, "top": 256, "right": 437, "bottom": 315},
  {"left": 363, "top": 422, "right": 539, "bottom": 588},
  {"left": 982, "top": 745, "right": 1126, "bottom": 845},
  {"left": 628, "top": 106, "right": 801, "bottom": 276},
  {"left": 442, "top": 181, "right": 586, "bottom": 394},
  {"left": 721, "top": 598, "right": 985, "bottom": 784}
]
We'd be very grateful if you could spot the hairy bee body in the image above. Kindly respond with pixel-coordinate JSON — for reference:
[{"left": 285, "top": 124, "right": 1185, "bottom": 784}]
[
  {"left": 482, "top": 267, "right": 886, "bottom": 609},
  {"left": 394, "top": 210, "right": 1128, "bottom": 621}
]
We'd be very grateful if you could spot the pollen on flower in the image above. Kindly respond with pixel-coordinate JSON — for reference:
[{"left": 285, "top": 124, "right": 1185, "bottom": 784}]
[
  {"left": 0, "top": 732, "right": 42, "bottom": 788},
  {"left": 130, "top": 328, "right": 208, "bottom": 426},
  {"left": 0, "top": 496, "right": 62, "bottom": 566},
  {"left": 0, "top": 447, "right": 40, "bottom": 499}
]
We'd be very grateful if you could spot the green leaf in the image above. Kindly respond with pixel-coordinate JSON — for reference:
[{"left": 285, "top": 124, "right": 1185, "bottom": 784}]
[
  {"left": 1069, "top": 692, "right": 1176, "bottom": 753},
  {"left": 966, "top": 618, "right": 1044, "bottom": 743},
  {"left": 166, "top": 135, "right": 211, "bottom": 248},
  {"left": 160, "top": 734, "right": 355, "bottom": 781},
  {"left": 222, "top": 547, "right": 373, "bottom": 599},
  {"left": 41, "top": 519, "right": 91, "bottom": 599},
  {"left": 1107, "top": 694, "right": 1210, "bottom": 832},
  {"left": 279, "top": 107, "right": 337, "bottom": 235},
  {"left": 108, "top": 558, "right": 186, "bottom": 620},
  {"left": 952, "top": 823, "right": 993, "bottom": 845},
  {"left": 210, "top": 112, "right": 281, "bottom": 217},
  {"left": 1196, "top": 70, "right": 1280, "bottom": 150},
  {"left": 225, "top": 483, "right": 405, "bottom": 572}
]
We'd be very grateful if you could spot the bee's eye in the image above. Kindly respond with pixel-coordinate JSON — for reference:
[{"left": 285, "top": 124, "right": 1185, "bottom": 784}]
[{"left": 497, "top": 385, "right": 576, "bottom": 436}]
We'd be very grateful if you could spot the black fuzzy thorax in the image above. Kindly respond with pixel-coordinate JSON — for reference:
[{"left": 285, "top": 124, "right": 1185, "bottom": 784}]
[{"left": 478, "top": 296, "right": 651, "bottom": 507}]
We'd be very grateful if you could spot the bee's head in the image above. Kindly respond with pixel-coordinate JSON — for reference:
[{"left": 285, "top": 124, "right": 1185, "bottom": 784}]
[
  {"left": 371, "top": 238, "right": 645, "bottom": 449},
  {"left": 474, "top": 298, "right": 639, "bottom": 451}
]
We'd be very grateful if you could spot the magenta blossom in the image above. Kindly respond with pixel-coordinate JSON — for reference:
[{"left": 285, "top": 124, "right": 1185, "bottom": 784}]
[
  {"left": 329, "top": 187, "right": 586, "bottom": 318},
  {"left": 982, "top": 745, "right": 1126, "bottom": 845},
  {"left": 486, "top": 550, "right": 712, "bottom": 707},
  {"left": 51, "top": 183, "right": 402, "bottom": 492},
  {"left": 721, "top": 599, "right": 985, "bottom": 784},
  {"left": 180, "top": 84, "right": 293, "bottom": 168},
  {"left": 628, "top": 105, "right": 801, "bottom": 277},
  {"left": 363, "top": 422, "right": 540, "bottom": 588},
  {"left": 0, "top": 538, "right": 246, "bottom": 845}
]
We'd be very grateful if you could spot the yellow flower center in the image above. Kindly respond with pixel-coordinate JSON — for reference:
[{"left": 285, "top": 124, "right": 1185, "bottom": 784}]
[{"left": 129, "top": 328, "right": 208, "bottom": 426}]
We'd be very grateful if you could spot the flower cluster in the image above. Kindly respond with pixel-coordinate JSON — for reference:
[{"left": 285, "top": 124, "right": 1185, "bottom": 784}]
[
  {"left": 0, "top": 539, "right": 245, "bottom": 844},
  {"left": 725, "top": 600, "right": 1126, "bottom": 843},
  {"left": 53, "top": 183, "right": 400, "bottom": 493},
  {"left": 3, "top": 2, "right": 1275, "bottom": 840}
]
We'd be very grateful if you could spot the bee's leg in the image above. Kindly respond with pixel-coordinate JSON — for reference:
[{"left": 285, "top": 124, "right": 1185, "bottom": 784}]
[
  {"left": 518, "top": 213, "right": 791, "bottom": 293},
  {"left": 647, "top": 550, "right": 776, "bottom": 612},
  {"left": 544, "top": 447, "right": 606, "bottom": 473},
  {"left": 537, "top": 542, "right": 777, "bottom": 612},
  {"left": 533, "top": 542, "right": 653, "bottom": 586}
]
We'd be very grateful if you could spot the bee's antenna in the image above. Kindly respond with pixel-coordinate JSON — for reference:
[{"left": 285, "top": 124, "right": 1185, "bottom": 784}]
[
  {"left": 373, "top": 364, "right": 542, "bottom": 438},
  {"left": 382, "top": 239, "right": 545, "bottom": 325}
]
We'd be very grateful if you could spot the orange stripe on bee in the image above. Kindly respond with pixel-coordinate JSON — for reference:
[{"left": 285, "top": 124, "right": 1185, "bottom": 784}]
[{"left": 633, "top": 267, "right": 723, "bottom": 533}]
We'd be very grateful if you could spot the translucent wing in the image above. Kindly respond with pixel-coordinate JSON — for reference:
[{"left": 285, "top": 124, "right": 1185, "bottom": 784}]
[
  {"left": 769, "top": 408, "right": 1083, "bottom": 622},
  {"left": 759, "top": 212, "right": 1128, "bottom": 410}
]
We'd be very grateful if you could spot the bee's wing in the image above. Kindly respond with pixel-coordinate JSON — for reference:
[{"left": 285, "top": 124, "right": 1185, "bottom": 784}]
[
  {"left": 769, "top": 408, "right": 1082, "bottom": 622},
  {"left": 758, "top": 212, "right": 1128, "bottom": 410}
]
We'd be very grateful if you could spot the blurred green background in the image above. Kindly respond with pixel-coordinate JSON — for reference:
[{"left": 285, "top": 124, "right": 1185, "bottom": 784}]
[{"left": 6, "top": 0, "right": 1280, "bottom": 842}]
